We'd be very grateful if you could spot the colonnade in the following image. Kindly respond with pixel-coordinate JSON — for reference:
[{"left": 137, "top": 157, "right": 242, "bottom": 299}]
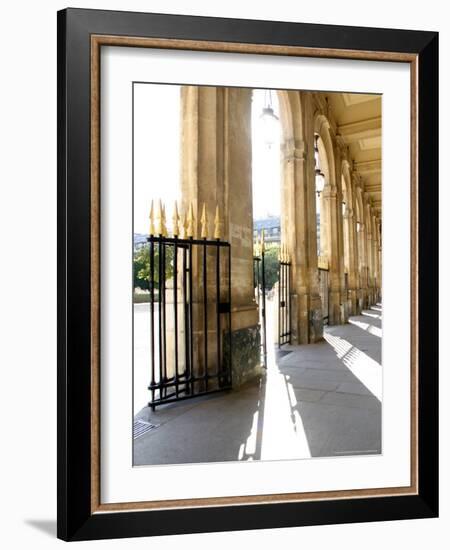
[{"left": 179, "top": 86, "right": 381, "bottom": 383}]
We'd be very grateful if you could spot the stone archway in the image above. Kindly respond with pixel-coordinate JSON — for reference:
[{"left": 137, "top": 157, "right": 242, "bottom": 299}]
[
  {"left": 341, "top": 160, "right": 359, "bottom": 315},
  {"left": 314, "top": 113, "right": 344, "bottom": 325},
  {"left": 354, "top": 184, "right": 368, "bottom": 309},
  {"left": 179, "top": 86, "right": 325, "bottom": 381},
  {"left": 277, "top": 91, "right": 323, "bottom": 343}
]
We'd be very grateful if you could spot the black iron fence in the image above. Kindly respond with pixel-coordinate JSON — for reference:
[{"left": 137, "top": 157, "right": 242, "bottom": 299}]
[
  {"left": 278, "top": 256, "right": 292, "bottom": 347},
  {"left": 147, "top": 235, "right": 232, "bottom": 409},
  {"left": 253, "top": 252, "right": 267, "bottom": 367}
]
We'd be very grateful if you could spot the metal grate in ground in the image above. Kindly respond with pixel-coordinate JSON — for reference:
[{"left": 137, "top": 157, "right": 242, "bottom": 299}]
[{"left": 133, "top": 419, "right": 159, "bottom": 440}]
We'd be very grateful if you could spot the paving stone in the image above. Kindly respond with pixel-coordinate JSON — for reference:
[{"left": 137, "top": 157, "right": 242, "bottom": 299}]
[
  {"left": 134, "top": 307, "right": 383, "bottom": 465},
  {"left": 291, "top": 388, "right": 326, "bottom": 403},
  {"left": 335, "top": 381, "right": 372, "bottom": 396},
  {"left": 320, "top": 391, "right": 380, "bottom": 410},
  {"left": 288, "top": 376, "right": 339, "bottom": 392}
]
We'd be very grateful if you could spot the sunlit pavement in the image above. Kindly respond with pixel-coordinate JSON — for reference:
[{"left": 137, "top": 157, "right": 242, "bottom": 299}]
[{"left": 133, "top": 304, "right": 382, "bottom": 465}]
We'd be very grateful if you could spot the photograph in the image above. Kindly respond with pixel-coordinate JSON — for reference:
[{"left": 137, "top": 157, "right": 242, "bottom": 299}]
[
  {"left": 54, "top": 7, "right": 439, "bottom": 541},
  {"left": 132, "top": 84, "right": 383, "bottom": 466},
  {"left": 0, "top": 0, "right": 443, "bottom": 546}
]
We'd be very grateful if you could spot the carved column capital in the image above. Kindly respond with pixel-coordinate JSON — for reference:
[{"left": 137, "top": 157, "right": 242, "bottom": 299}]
[
  {"left": 343, "top": 207, "right": 354, "bottom": 219},
  {"left": 281, "top": 139, "right": 307, "bottom": 161},
  {"left": 322, "top": 184, "right": 337, "bottom": 199}
]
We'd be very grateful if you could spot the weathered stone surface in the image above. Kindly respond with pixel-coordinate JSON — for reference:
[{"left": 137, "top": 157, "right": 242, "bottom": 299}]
[{"left": 223, "top": 324, "right": 262, "bottom": 387}]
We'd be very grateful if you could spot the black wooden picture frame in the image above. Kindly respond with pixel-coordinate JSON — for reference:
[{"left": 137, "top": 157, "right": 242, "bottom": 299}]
[{"left": 57, "top": 7, "right": 438, "bottom": 541}]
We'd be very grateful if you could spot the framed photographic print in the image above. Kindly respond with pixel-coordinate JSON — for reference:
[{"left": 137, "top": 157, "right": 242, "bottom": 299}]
[{"left": 57, "top": 8, "right": 438, "bottom": 541}]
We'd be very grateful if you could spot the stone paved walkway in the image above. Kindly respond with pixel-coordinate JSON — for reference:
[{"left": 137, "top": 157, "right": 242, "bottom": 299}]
[{"left": 134, "top": 304, "right": 382, "bottom": 465}]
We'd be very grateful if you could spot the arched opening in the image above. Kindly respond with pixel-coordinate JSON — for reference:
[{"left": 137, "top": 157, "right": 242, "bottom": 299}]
[
  {"left": 251, "top": 89, "right": 282, "bottom": 355},
  {"left": 355, "top": 188, "right": 366, "bottom": 309},
  {"left": 251, "top": 88, "right": 315, "bottom": 351},
  {"left": 251, "top": 89, "right": 281, "bottom": 236},
  {"left": 341, "top": 164, "right": 352, "bottom": 312},
  {"left": 341, "top": 174, "right": 350, "bottom": 274},
  {"left": 314, "top": 133, "right": 327, "bottom": 257},
  {"left": 313, "top": 128, "right": 331, "bottom": 324}
]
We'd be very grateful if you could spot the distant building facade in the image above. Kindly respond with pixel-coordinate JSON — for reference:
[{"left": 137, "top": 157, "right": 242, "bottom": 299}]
[
  {"left": 134, "top": 233, "right": 148, "bottom": 251},
  {"left": 253, "top": 216, "right": 281, "bottom": 244}
]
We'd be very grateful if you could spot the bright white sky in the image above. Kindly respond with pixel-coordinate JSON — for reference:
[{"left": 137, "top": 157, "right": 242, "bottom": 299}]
[
  {"left": 251, "top": 89, "right": 281, "bottom": 219},
  {"left": 133, "top": 84, "right": 281, "bottom": 234},
  {"left": 133, "top": 84, "right": 181, "bottom": 234}
]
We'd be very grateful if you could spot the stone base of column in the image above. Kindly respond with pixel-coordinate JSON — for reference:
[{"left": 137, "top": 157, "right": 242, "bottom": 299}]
[
  {"left": 348, "top": 289, "right": 359, "bottom": 316},
  {"left": 224, "top": 324, "right": 263, "bottom": 387},
  {"left": 358, "top": 288, "right": 368, "bottom": 311},
  {"left": 368, "top": 288, "right": 378, "bottom": 307},
  {"left": 226, "top": 304, "right": 263, "bottom": 387},
  {"left": 291, "top": 293, "right": 323, "bottom": 344},
  {"left": 329, "top": 290, "right": 345, "bottom": 325}
]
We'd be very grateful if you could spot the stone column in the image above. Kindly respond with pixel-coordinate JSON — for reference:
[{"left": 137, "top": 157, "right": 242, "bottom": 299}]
[
  {"left": 281, "top": 134, "right": 322, "bottom": 344},
  {"left": 321, "top": 182, "right": 343, "bottom": 325},
  {"left": 365, "top": 204, "right": 376, "bottom": 307},
  {"left": 180, "top": 86, "right": 225, "bottom": 385},
  {"left": 180, "top": 86, "right": 260, "bottom": 387},
  {"left": 371, "top": 215, "right": 380, "bottom": 304},
  {"left": 366, "top": 227, "right": 373, "bottom": 306},
  {"left": 343, "top": 206, "right": 359, "bottom": 315},
  {"left": 357, "top": 221, "right": 368, "bottom": 310},
  {"left": 376, "top": 218, "right": 382, "bottom": 301},
  {"left": 350, "top": 175, "right": 362, "bottom": 315},
  {"left": 333, "top": 143, "right": 347, "bottom": 324},
  {"left": 225, "top": 88, "right": 261, "bottom": 385}
]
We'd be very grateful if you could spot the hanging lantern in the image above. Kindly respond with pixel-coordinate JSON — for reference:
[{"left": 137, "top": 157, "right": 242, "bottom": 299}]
[
  {"left": 259, "top": 90, "right": 279, "bottom": 149},
  {"left": 314, "top": 134, "right": 325, "bottom": 197}
]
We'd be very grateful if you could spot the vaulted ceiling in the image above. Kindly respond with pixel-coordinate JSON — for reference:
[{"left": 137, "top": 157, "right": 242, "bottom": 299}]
[{"left": 327, "top": 93, "right": 382, "bottom": 213}]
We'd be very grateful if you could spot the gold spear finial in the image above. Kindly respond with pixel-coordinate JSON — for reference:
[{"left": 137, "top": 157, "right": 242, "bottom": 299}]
[
  {"left": 156, "top": 199, "right": 167, "bottom": 236},
  {"left": 179, "top": 209, "right": 186, "bottom": 239},
  {"left": 162, "top": 203, "right": 168, "bottom": 237},
  {"left": 149, "top": 200, "right": 155, "bottom": 236},
  {"left": 200, "top": 202, "right": 208, "bottom": 239},
  {"left": 254, "top": 233, "right": 260, "bottom": 257},
  {"left": 186, "top": 202, "right": 195, "bottom": 238},
  {"left": 172, "top": 201, "right": 180, "bottom": 237},
  {"left": 214, "top": 204, "right": 223, "bottom": 240},
  {"left": 156, "top": 199, "right": 163, "bottom": 235}
]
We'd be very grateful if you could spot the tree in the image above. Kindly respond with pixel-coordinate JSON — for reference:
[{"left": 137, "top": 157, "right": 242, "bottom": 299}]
[
  {"left": 263, "top": 245, "right": 280, "bottom": 291},
  {"left": 133, "top": 245, "right": 174, "bottom": 291}
]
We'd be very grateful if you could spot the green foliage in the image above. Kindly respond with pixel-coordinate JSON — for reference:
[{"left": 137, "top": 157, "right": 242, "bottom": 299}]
[
  {"left": 263, "top": 245, "right": 280, "bottom": 290},
  {"left": 133, "top": 244, "right": 174, "bottom": 291}
]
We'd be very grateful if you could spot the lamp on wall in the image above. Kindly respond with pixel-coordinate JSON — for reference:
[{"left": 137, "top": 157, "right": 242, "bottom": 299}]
[
  {"left": 314, "top": 134, "right": 325, "bottom": 197},
  {"left": 260, "top": 89, "right": 279, "bottom": 148}
]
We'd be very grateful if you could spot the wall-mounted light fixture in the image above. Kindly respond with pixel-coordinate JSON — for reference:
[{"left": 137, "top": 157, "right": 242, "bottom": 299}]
[{"left": 314, "top": 134, "right": 325, "bottom": 197}]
